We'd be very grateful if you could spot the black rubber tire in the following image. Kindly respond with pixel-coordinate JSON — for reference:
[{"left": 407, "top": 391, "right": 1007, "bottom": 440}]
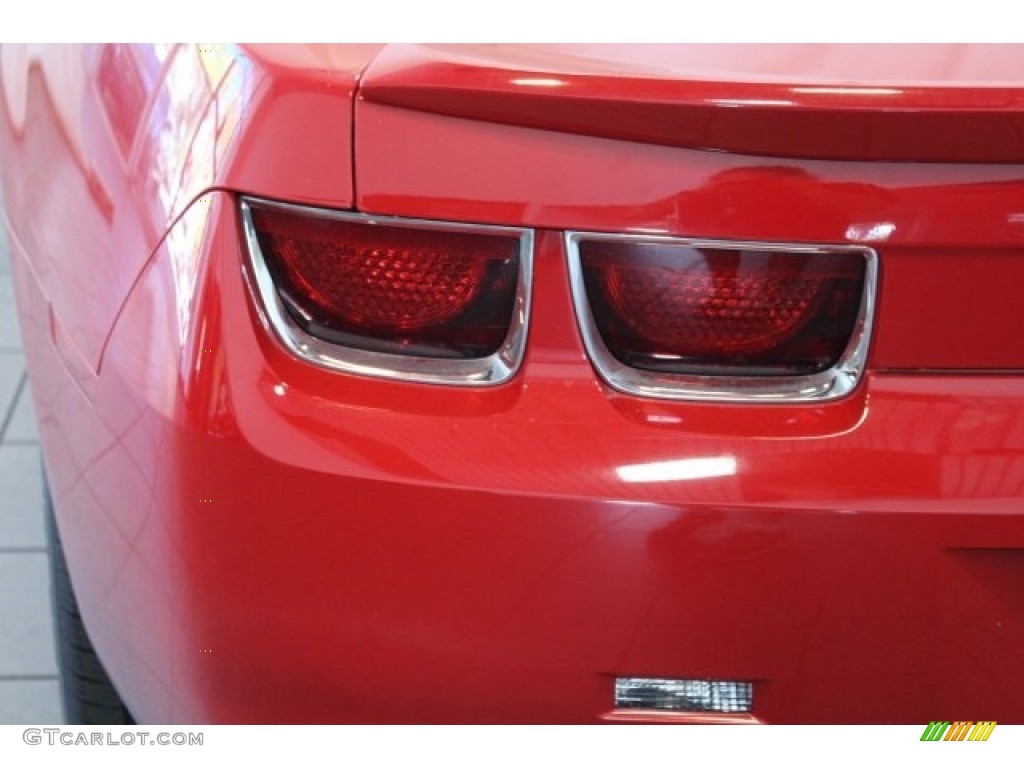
[{"left": 44, "top": 475, "right": 134, "bottom": 724}]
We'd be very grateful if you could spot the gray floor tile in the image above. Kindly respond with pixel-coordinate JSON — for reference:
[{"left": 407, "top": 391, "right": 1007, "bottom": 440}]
[
  {"left": 0, "top": 679, "right": 62, "bottom": 724},
  {"left": 0, "top": 553, "right": 57, "bottom": 676},
  {"left": 4, "top": 383, "right": 38, "bottom": 443},
  {"left": 0, "top": 445, "right": 44, "bottom": 548},
  {"left": 0, "top": 353, "right": 23, "bottom": 432}
]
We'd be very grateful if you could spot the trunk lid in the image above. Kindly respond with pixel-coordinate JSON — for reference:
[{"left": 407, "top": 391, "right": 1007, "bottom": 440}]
[{"left": 359, "top": 44, "right": 1024, "bottom": 163}]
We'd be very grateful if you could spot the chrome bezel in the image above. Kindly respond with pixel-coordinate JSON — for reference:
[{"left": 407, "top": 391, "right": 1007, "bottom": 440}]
[
  {"left": 565, "top": 231, "right": 878, "bottom": 403},
  {"left": 240, "top": 197, "right": 534, "bottom": 386}
]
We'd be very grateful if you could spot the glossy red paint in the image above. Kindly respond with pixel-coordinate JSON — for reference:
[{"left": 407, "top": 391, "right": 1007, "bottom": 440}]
[
  {"left": 2, "top": 44, "right": 1024, "bottom": 724},
  {"left": 361, "top": 44, "right": 1024, "bottom": 162},
  {"left": 0, "top": 43, "right": 377, "bottom": 371}
]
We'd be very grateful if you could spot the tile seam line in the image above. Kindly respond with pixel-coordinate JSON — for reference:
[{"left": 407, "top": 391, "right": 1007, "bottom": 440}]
[
  {"left": 0, "top": 369, "right": 27, "bottom": 441},
  {"left": 0, "top": 675, "right": 58, "bottom": 681}
]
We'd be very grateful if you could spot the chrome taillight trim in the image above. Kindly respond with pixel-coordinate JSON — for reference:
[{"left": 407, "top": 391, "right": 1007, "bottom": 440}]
[
  {"left": 565, "top": 231, "right": 878, "bottom": 403},
  {"left": 240, "top": 197, "right": 534, "bottom": 386}
]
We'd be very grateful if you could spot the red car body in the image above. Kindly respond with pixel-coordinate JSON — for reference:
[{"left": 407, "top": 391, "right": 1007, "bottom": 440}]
[{"left": 2, "top": 43, "right": 1023, "bottom": 724}]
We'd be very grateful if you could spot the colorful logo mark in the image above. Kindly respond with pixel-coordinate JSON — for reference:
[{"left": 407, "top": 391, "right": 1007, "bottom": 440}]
[{"left": 920, "top": 721, "right": 996, "bottom": 742}]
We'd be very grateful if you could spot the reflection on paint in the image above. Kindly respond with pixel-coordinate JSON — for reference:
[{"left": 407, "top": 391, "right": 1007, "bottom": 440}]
[
  {"left": 845, "top": 222, "right": 896, "bottom": 242},
  {"left": 616, "top": 456, "right": 737, "bottom": 483}
]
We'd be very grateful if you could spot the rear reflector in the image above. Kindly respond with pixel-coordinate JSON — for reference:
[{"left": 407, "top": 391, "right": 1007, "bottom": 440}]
[
  {"left": 241, "top": 199, "right": 533, "bottom": 385},
  {"left": 568, "top": 233, "right": 876, "bottom": 402},
  {"left": 615, "top": 678, "right": 754, "bottom": 714}
]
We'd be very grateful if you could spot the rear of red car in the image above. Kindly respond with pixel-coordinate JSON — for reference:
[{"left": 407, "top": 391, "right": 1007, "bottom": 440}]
[{"left": 2, "top": 44, "right": 1024, "bottom": 724}]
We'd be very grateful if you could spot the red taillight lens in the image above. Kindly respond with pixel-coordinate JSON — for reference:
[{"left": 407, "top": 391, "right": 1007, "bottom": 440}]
[
  {"left": 249, "top": 203, "right": 521, "bottom": 359},
  {"left": 579, "top": 240, "right": 867, "bottom": 376}
]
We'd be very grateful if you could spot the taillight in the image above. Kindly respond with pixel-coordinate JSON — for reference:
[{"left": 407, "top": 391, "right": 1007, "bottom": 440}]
[
  {"left": 240, "top": 199, "right": 532, "bottom": 385},
  {"left": 567, "top": 233, "right": 876, "bottom": 402}
]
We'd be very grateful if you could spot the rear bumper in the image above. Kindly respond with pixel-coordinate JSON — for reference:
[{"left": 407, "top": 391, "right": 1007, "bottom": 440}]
[
  {"left": 19, "top": 192, "right": 1024, "bottom": 723},
  {"left": 166, "top": 453, "right": 1024, "bottom": 724}
]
